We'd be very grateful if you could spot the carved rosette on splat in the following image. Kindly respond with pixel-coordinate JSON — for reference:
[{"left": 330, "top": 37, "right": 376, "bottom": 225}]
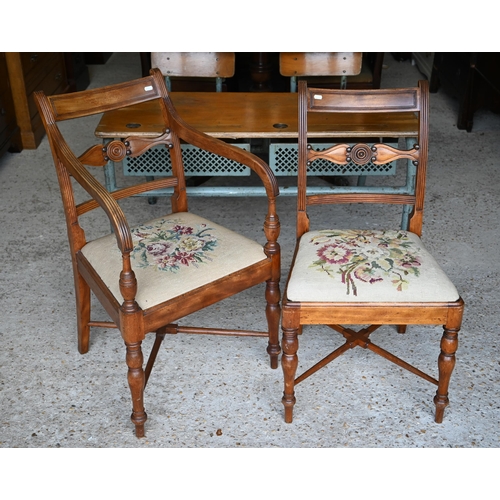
[
  {"left": 103, "top": 140, "right": 130, "bottom": 162},
  {"left": 77, "top": 129, "right": 173, "bottom": 167},
  {"left": 347, "top": 143, "right": 374, "bottom": 165},
  {"left": 307, "top": 142, "right": 420, "bottom": 166}
]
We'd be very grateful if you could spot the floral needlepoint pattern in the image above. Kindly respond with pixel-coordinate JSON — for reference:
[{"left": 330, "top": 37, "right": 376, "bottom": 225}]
[
  {"left": 309, "top": 230, "right": 422, "bottom": 296},
  {"left": 130, "top": 218, "right": 219, "bottom": 272}
]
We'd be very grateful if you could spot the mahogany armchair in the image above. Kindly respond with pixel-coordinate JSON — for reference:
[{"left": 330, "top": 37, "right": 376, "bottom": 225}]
[
  {"left": 281, "top": 80, "right": 464, "bottom": 425},
  {"left": 35, "top": 69, "right": 281, "bottom": 437}
]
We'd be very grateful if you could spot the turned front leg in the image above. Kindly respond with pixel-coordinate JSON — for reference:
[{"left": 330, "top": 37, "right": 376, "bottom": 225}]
[
  {"left": 281, "top": 325, "right": 299, "bottom": 423},
  {"left": 75, "top": 271, "right": 91, "bottom": 354},
  {"left": 263, "top": 212, "right": 281, "bottom": 370},
  {"left": 266, "top": 278, "right": 281, "bottom": 369},
  {"left": 126, "top": 341, "right": 147, "bottom": 437},
  {"left": 434, "top": 326, "right": 459, "bottom": 423}
]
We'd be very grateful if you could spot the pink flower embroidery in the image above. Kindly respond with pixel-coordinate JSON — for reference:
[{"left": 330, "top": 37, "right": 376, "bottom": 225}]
[
  {"left": 155, "top": 255, "right": 178, "bottom": 269},
  {"left": 172, "top": 225, "right": 194, "bottom": 235},
  {"left": 173, "top": 250, "right": 197, "bottom": 266},
  {"left": 396, "top": 253, "right": 422, "bottom": 269},
  {"left": 130, "top": 218, "right": 219, "bottom": 272},
  {"left": 309, "top": 230, "right": 421, "bottom": 296},
  {"left": 317, "top": 244, "right": 353, "bottom": 265},
  {"left": 146, "top": 242, "right": 173, "bottom": 256}
]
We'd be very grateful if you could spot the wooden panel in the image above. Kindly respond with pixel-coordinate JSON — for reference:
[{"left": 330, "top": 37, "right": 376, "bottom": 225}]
[
  {"left": 307, "top": 87, "right": 420, "bottom": 113},
  {"left": 95, "top": 92, "right": 419, "bottom": 140},
  {"left": 26, "top": 55, "right": 66, "bottom": 122},
  {"left": 20, "top": 52, "right": 59, "bottom": 91},
  {"left": 6, "top": 52, "right": 69, "bottom": 149},
  {"left": 280, "top": 52, "right": 363, "bottom": 77},
  {"left": 151, "top": 52, "right": 235, "bottom": 78},
  {"left": 294, "top": 302, "right": 454, "bottom": 325},
  {"left": 281, "top": 53, "right": 385, "bottom": 90},
  {"left": 50, "top": 75, "right": 160, "bottom": 121}
]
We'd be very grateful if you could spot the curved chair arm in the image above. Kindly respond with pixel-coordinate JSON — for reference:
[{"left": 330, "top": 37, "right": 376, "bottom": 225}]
[
  {"left": 150, "top": 69, "right": 279, "bottom": 201},
  {"left": 177, "top": 119, "right": 279, "bottom": 199},
  {"left": 35, "top": 90, "right": 134, "bottom": 257},
  {"left": 45, "top": 123, "right": 134, "bottom": 256},
  {"left": 67, "top": 152, "right": 134, "bottom": 254},
  {"left": 176, "top": 120, "right": 281, "bottom": 253},
  {"left": 58, "top": 142, "right": 144, "bottom": 308}
]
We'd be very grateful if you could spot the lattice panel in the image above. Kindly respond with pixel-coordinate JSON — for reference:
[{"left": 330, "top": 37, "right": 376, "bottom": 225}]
[
  {"left": 123, "top": 144, "right": 251, "bottom": 176},
  {"left": 270, "top": 143, "right": 397, "bottom": 176}
]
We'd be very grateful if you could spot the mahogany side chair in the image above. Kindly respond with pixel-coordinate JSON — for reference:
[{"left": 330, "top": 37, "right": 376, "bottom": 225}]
[
  {"left": 34, "top": 68, "right": 281, "bottom": 437},
  {"left": 281, "top": 80, "right": 464, "bottom": 425}
]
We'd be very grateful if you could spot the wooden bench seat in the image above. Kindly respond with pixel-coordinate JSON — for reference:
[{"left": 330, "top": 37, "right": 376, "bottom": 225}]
[{"left": 96, "top": 92, "right": 419, "bottom": 140}]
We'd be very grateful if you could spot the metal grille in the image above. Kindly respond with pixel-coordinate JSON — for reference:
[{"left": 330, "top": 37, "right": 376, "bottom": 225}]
[
  {"left": 270, "top": 143, "right": 397, "bottom": 176},
  {"left": 123, "top": 144, "right": 251, "bottom": 176}
]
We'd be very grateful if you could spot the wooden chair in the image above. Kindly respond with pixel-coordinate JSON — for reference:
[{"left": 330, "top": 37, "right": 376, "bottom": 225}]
[
  {"left": 34, "top": 68, "right": 281, "bottom": 438},
  {"left": 281, "top": 80, "right": 464, "bottom": 425},
  {"left": 280, "top": 52, "right": 385, "bottom": 91},
  {"left": 280, "top": 52, "right": 363, "bottom": 91},
  {"left": 151, "top": 52, "right": 235, "bottom": 92}
]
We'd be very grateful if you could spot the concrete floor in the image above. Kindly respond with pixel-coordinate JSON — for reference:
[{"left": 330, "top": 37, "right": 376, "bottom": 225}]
[{"left": 1, "top": 53, "right": 500, "bottom": 451}]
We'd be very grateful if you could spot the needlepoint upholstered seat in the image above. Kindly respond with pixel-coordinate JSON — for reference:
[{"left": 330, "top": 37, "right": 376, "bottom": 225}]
[
  {"left": 287, "top": 229, "right": 459, "bottom": 303},
  {"left": 82, "top": 212, "right": 268, "bottom": 309}
]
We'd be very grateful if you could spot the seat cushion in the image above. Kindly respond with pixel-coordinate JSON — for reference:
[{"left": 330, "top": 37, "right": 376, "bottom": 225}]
[
  {"left": 81, "top": 212, "right": 267, "bottom": 309},
  {"left": 287, "top": 229, "right": 459, "bottom": 303}
]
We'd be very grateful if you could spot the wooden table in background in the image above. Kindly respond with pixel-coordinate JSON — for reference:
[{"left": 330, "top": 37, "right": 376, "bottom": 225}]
[{"left": 95, "top": 91, "right": 419, "bottom": 197}]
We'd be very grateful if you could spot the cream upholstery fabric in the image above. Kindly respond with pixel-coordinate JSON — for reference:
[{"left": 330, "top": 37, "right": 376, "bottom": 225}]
[
  {"left": 287, "top": 229, "right": 459, "bottom": 303},
  {"left": 81, "top": 212, "right": 267, "bottom": 309}
]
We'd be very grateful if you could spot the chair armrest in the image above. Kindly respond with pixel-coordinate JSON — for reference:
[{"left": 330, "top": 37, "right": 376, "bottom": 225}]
[
  {"left": 58, "top": 137, "right": 134, "bottom": 255},
  {"left": 162, "top": 97, "right": 280, "bottom": 200}
]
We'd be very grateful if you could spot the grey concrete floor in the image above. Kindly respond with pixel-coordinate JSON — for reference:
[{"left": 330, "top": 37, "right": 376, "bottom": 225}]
[{"left": 1, "top": 53, "right": 500, "bottom": 454}]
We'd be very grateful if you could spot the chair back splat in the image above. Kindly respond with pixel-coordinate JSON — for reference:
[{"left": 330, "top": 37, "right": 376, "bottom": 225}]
[
  {"left": 151, "top": 52, "right": 235, "bottom": 92},
  {"left": 280, "top": 52, "right": 363, "bottom": 91},
  {"left": 281, "top": 80, "right": 464, "bottom": 426},
  {"left": 35, "top": 68, "right": 281, "bottom": 438}
]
